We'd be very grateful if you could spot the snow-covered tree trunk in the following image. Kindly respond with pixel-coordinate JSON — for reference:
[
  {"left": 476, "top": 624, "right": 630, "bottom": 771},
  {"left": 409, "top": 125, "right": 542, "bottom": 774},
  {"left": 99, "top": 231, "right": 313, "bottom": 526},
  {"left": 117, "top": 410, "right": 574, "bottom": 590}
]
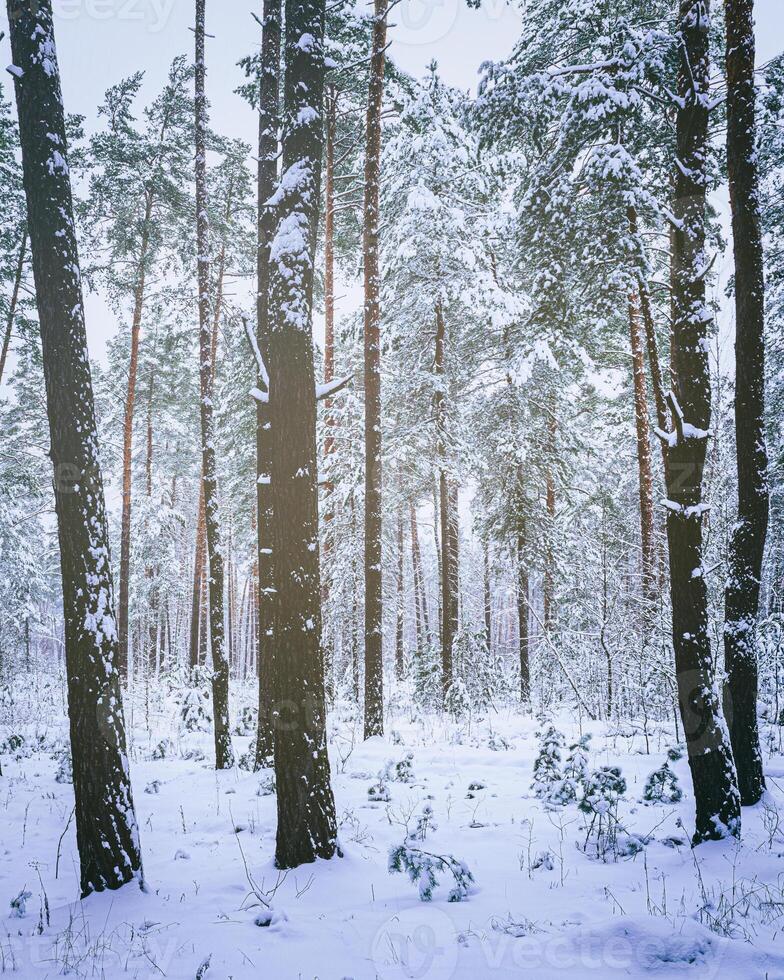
[
  {"left": 363, "top": 0, "right": 388, "bottom": 738},
  {"left": 323, "top": 83, "right": 337, "bottom": 457},
  {"left": 664, "top": 0, "right": 740, "bottom": 842},
  {"left": 268, "top": 0, "right": 338, "bottom": 867},
  {"left": 320, "top": 82, "right": 338, "bottom": 698},
  {"left": 254, "top": 0, "right": 281, "bottom": 769},
  {"left": 7, "top": 0, "right": 143, "bottom": 896},
  {"left": 194, "top": 0, "right": 233, "bottom": 769},
  {"left": 0, "top": 228, "right": 26, "bottom": 387},
  {"left": 723, "top": 0, "right": 769, "bottom": 805}
]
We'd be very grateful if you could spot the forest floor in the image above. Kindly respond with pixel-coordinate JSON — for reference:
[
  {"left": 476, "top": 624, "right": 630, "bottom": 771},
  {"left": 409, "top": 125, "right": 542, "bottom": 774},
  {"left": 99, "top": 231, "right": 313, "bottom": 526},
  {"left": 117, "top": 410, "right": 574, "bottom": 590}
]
[{"left": 3, "top": 676, "right": 784, "bottom": 979}]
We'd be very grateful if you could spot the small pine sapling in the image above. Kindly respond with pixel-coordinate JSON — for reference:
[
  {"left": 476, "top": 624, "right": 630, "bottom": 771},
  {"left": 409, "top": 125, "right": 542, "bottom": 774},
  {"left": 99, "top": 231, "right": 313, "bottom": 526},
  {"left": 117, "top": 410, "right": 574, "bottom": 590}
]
[
  {"left": 388, "top": 843, "right": 474, "bottom": 902},
  {"left": 486, "top": 730, "right": 512, "bottom": 751},
  {"left": 444, "top": 679, "right": 472, "bottom": 720},
  {"left": 394, "top": 752, "right": 415, "bottom": 784},
  {"left": 151, "top": 737, "right": 176, "bottom": 760},
  {"left": 233, "top": 705, "right": 257, "bottom": 736},
  {"left": 642, "top": 761, "right": 682, "bottom": 804},
  {"left": 531, "top": 724, "right": 566, "bottom": 806},
  {"left": 578, "top": 766, "right": 627, "bottom": 860},
  {"left": 180, "top": 686, "right": 212, "bottom": 733},
  {"left": 412, "top": 802, "right": 437, "bottom": 841},
  {"left": 53, "top": 743, "right": 72, "bottom": 784},
  {"left": 368, "top": 762, "right": 393, "bottom": 803},
  {"left": 553, "top": 733, "right": 591, "bottom": 804},
  {"left": 10, "top": 889, "right": 32, "bottom": 918}
]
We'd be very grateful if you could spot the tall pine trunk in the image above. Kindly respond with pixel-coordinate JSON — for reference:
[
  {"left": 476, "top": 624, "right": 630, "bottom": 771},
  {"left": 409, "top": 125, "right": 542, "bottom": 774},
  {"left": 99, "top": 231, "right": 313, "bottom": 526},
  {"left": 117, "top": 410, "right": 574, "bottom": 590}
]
[
  {"left": 723, "top": 0, "right": 769, "bottom": 805},
  {"left": 410, "top": 502, "right": 426, "bottom": 662},
  {"left": 516, "top": 523, "right": 530, "bottom": 703},
  {"left": 268, "top": 0, "right": 338, "bottom": 867},
  {"left": 543, "top": 410, "right": 556, "bottom": 633},
  {"left": 435, "top": 301, "right": 457, "bottom": 698},
  {"left": 664, "top": 0, "right": 740, "bottom": 842},
  {"left": 117, "top": 191, "right": 153, "bottom": 678},
  {"left": 189, "top": 487, "right": 206, "bottom": 669},
  {"left": 0, "top": 228, "right": 26, "bottom": 386},
  {"left": 409, "top": 501, "right": 430, "bottom": 655},
  {"left": 320, "top": 83, "right": 338, "bottom": 700},
  {"left": 7, "top": 0, "right": 143, "bottom": 896},
  {"left": 362, "top": 0, "right": 388, "bottom": 738},
  {"left": 483, "top": 540, "right": 492, "bottom": 654},
  {"left": 323, "top": 84, "right": 337, "bottom": 460},
  {"left": 395, "top": 511, "right": 405, "bottom": 679},
  {"left": 194, "top": 0, "right": 233, "bottom": 769},
  {"left": 629, "top": 290, "right": 657, "bottom": 611},
  {"left": 254, "top": 0, "right": 281, "bottom": 769}
]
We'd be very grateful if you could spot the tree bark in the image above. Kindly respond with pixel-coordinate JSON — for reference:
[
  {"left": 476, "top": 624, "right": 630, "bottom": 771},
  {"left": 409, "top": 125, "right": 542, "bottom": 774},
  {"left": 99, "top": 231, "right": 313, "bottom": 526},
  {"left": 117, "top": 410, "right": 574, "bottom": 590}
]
[
  {"left": 195, "top": 0, "right": 233, "bottom": 769},
  {"left": 362, "top": 0, "right": 388, "bottom": 739},
  {"left": 410, "top": 501, "right": 426, "bottom": 662},
  {"left": 516, "top": 524, "right": 530, "bottom": 703},
  {"left": 665, "top": 0, "right": 740, "bottom": 842},
  {"left": 254, "top": 0, "right": 281, "bottom": 769},
  {"left": 189, "top": 486, "right": 206, "bottom": 669},
  {"left": 144, "top": 366, "right": 157, "bottom": 673},
  {"left": 543, "top": 411, "right": 556, "bottom": 634},
  {"left": 395, "top": 510, "right": 405, "bottom": 679},
  {"left": 723, "top": 0, "right": 768, "bottom": 805},
  {"left": 319, "top": 85, "right": 338, "bottom": 701},
  {"left": 323, "top": 84, "right": 337, "bottom": 459},
  {"left": 268, "top": 0, "right": 338, "bottom": 867},
  {"left": 117, "top": 190, "right": 153, "bottom": 678},
  {"left": 483, "top": 540, "right": 492, "bottom": 654},
  {"left": 629, "top": 204, "right": 670, "bottom": 482},
  {"left": 434, "top": 301, "right": 457, "bottom": 698},
  {"left": 7, "top": 0, "right": 143, "bottom": 896},
  {"left": 188, "top": 180, "right": 230, "bottom": 678},
  {"left": 629, "top": 290, "right": 657, "bottom": 612},
  {"left": 0, "top": 228, "right": 26, "bottom": 386}
]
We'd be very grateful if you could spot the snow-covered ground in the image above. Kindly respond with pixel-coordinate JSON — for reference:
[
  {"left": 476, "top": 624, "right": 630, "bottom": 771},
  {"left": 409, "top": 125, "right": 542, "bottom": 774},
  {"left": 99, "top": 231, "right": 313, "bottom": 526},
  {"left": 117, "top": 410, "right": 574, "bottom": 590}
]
[{"left": 3, "top": 676, "right": 784, "bottom": 979}]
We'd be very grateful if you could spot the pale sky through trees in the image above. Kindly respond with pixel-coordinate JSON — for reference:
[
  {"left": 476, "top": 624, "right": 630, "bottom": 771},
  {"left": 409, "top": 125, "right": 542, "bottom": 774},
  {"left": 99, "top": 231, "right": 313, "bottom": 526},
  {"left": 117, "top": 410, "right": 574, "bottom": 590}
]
[{"left": 0, "top": 0, "right": 779, "bottom": 366}]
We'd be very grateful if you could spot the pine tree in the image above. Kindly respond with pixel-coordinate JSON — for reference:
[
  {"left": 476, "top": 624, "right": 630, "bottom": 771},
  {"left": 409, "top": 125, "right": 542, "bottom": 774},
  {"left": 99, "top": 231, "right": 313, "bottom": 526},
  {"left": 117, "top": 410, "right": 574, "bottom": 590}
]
[
  {"left": 662, "top": 0, "right": 740, "bottom": 842},
  {"left": 253, "top": 0, "right": 282, "bottom": 767},
  {"left": 362, "top": 0, "right": 389, "bottom": 739},
  {"left": 194, "top": 0, "right": 233, "bottom": 769},
  {"left": 722, "top": 0, "right": 769, "bottom": 806},
  {"left": 7, "top": 0, "right": 143, "bottom": 896},
  {"left": 0, "top": 81, "right": 28, "bottom": 388},
  {"left": 87, "top": 60, "right": 194, "bottom": 677},
  {"left": 268, "top": 0, "right": 338, "bottom": 867}
]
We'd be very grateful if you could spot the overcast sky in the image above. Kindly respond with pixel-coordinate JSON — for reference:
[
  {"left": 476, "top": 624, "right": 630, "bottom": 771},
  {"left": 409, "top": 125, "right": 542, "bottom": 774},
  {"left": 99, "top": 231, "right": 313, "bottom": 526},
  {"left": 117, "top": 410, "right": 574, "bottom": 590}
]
[{"left": 1, "top": 0, "right": 782, "bottom": 365}]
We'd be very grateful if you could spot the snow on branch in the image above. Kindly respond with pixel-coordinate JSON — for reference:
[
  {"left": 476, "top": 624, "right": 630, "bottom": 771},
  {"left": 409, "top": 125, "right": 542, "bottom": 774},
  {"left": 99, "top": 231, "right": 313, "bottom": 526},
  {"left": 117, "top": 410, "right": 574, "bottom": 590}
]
[
  {"left": 316, "top": 374, "right": 352, "bottom": 401},
  {"left": 242, "top": 316, "right": 269, "bottom": 391},
  {"left": 662, "top": 499, "right": 711, "bottom": 519},
  {"left": 654, "top": 391, "right": 710, "bottom": 448}
]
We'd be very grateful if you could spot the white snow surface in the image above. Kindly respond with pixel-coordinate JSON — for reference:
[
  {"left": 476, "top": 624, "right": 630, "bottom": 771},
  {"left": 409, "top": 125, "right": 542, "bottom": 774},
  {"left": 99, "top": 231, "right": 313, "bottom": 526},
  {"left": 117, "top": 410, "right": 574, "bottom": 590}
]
[{"left": 2, "top": 679, "right": 784, "bottom": 979}]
